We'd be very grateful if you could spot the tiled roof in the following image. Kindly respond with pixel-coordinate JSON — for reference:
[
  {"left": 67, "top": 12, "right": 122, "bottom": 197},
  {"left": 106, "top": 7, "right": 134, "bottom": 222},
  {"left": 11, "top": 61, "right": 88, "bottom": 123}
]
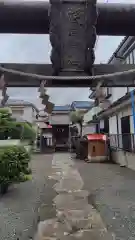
[
  {"left": 108, "top": 36, "right": 135, "bottom": 63},
  {"left": 71, "top": 101, "right": 93, "bottom": 110},
  {"left": 53, "top": 105, "right": 71, "bottom": 111}
]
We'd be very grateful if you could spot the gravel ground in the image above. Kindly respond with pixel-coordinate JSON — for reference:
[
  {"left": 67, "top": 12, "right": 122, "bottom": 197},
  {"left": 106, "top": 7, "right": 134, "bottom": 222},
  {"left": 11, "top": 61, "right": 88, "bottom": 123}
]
[
  {"left": 76, "top": 160, "right": 135, "bottom": 240},
  {"left": 0, "top": 154, "right": 56, "bottom": 240}
]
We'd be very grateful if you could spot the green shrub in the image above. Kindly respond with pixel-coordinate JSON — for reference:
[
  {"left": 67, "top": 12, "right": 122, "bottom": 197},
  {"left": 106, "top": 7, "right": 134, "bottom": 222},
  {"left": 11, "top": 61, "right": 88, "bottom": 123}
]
[
  {"left": 0, "top": 108, "right": 36, "bottom": 142},
  {"left": 0, "top": 108, "right": 22, "bottom": 140},
  {"left": 11, "top": 146, "right": 31, "bottom": 173},
  {"left": 0, "top": 146, "right": 31, "bottom": 193},
  {"left": 21, "top": 122, "right": 36, "bottom": 142}
]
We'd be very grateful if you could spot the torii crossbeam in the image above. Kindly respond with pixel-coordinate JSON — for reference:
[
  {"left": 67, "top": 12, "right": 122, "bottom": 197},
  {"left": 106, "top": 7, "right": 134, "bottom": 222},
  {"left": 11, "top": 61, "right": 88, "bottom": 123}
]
[
  {"left": 0, "top": 0, "right": 135, "bottom": 87},
  {"left": 0, "top": 1, "right": 135, "bottom": 36}
]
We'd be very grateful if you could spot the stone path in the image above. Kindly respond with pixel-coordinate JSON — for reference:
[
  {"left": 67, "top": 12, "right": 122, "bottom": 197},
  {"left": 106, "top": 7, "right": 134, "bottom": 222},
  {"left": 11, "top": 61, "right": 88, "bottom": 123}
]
[{"left": 35, "top": 153, "right": 114, "bottom": 240}]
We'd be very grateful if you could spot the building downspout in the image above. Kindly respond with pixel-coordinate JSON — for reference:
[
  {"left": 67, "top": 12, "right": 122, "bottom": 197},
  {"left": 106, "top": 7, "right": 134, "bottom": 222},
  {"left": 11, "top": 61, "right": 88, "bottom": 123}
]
[{"left": 130, "top": 90, "right": 135, "bottom": 135}]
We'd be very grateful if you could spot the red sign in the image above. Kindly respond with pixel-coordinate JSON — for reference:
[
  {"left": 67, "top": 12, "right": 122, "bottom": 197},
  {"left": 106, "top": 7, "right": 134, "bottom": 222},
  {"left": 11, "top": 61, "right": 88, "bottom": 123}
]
[{"left": 47, "top": 125, "right": 52, "bottom": 129}]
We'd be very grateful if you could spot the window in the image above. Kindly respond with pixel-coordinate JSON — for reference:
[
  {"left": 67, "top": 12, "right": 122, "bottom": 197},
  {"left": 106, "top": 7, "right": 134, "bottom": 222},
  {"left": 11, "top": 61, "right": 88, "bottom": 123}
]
[{"left": 121, "top": 116, "right": 131, "bottom": 151}]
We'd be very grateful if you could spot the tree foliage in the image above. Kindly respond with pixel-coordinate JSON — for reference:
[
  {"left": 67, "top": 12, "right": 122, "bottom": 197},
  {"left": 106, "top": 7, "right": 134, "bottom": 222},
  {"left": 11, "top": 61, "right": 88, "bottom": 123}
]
[
  {"left": 70, "top": 110, "right": 84, "bottom": 124},
  {"left": 70, "top": 110, "right": 84, "bottom": 136},
  {"left": 0, "top": 108, "right": 36, "bottom": 142}
]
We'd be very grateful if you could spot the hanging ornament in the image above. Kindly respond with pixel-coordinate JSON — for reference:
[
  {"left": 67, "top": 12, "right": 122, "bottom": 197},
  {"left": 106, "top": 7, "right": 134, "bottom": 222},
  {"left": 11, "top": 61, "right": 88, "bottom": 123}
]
[
  {"left": 45, "top": 101, "right": 55, "bottom": 114},
  {"left": 38, "top": 80, "right": 47, "bottom": 98},
  {"left": 41, "top": 94, "right": 49, "bottom": 105},
  {"left": 0, "top": 80, "right": 9, "bottom": 107},
  {"left": 1, "top": 94, "right": 9, "bottom": 106},
  {"left": 0, "top": 74, "right": 5, "bottom": 89}
]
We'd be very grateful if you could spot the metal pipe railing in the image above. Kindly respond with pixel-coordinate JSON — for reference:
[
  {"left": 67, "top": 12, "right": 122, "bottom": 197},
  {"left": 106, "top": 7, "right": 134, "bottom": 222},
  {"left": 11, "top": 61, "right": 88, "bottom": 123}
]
[
  {"left": 109, "top": 134, "right": 135, "bottom": 153},
  {"left": 0, "top": 1, "right": 135, "bottom": 36}
]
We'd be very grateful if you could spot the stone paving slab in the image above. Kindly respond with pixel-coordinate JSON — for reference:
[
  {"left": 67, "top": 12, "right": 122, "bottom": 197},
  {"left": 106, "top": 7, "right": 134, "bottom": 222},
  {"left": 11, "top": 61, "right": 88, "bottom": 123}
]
[{"left": 35, "top": 153, "right": 114, "bottom": 240}]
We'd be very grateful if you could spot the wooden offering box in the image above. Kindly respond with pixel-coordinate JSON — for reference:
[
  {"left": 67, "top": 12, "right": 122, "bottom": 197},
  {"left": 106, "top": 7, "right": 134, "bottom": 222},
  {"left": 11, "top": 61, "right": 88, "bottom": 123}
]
[{"left": 86, "top": 134, "right": 108, "bottom": 162}]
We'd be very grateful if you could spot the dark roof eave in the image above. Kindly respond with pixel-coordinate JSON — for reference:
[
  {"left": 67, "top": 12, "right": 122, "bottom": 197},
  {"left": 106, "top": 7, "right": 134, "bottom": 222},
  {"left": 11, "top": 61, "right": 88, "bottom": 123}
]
[
  {"left": 108, "top": 36, "right": 128, "bottom": 63},
  {"left": 97, "top": 90, "right": 135, "bottom": 118},
  {"left": 87, "top": 119, "right": 99, "bottom": 124},
  {"left": 89, "top": 91, "right": 96, "bottom": 99},
  {"left": 108, "top": 36, "right": 135, "bottom": 64}
]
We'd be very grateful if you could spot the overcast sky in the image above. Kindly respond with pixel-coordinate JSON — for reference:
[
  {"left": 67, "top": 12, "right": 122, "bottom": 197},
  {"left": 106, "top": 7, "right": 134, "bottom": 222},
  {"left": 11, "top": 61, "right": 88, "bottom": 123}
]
[{"left": 0, "top": 0, "right": 134, "bottom": 109}]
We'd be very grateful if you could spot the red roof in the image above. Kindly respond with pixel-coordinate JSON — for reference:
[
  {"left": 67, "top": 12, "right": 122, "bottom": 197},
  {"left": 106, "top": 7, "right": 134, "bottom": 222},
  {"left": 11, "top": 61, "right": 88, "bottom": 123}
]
[{"left": 87, "top": 134, "right": 107, "bottom": 141}]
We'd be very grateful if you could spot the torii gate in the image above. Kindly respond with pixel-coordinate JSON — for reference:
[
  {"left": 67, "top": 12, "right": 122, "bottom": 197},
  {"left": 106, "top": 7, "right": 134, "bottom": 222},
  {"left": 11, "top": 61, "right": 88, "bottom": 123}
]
[{"left": 0, "top": 0, "right": 135, "bottom": 89}]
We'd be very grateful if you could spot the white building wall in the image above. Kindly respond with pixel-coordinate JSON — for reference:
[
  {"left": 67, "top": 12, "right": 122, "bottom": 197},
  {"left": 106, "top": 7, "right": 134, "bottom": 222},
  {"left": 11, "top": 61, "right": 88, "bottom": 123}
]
[
  {"left": 110, "top": 87, "right": 127, "bottom": 103},
  {"left": 23, "top": 107, "right": 34, "bottom": 123},
  {"left": 83, "top": 107, "right": 102, "bottom": 124},
  {"left": 108, "top": 104, "right": 135, "bottom": 135},
  {"left": 82, "top": 125, "right": 96, "bottom": 135},
  {"left": 12, "top": 106, "right": 36, "bottom": 123},
  {"left": 12, "top": 109, "right": 24, "bottom": 119},
  {"left": 109, "top": 115, "right": 118, "bottom": 134},
  {"left": 50, "top": 114, "right": 70, "bottom": 125},
  {"left": 12, "top": 106, "right": 37, "bottom": 123},
  {"left": 117, "top": 105, "right": 134, "bottom": 134}
]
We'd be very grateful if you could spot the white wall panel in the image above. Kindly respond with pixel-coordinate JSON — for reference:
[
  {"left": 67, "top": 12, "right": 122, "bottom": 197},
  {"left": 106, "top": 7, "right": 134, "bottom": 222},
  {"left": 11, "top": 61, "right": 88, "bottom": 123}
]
[
  {"left": 109, "top": 115, "right": 117, "bottom": 134},
  {"left": 110, "top": 88, "right": 127, "bottom": 103}
]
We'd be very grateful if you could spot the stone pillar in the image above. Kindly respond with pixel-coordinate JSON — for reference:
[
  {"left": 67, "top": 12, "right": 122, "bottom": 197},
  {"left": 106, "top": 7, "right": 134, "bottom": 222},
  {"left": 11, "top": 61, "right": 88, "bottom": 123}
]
[{"left": 49, "top": 0, "right": 97, "bottom": 76}]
